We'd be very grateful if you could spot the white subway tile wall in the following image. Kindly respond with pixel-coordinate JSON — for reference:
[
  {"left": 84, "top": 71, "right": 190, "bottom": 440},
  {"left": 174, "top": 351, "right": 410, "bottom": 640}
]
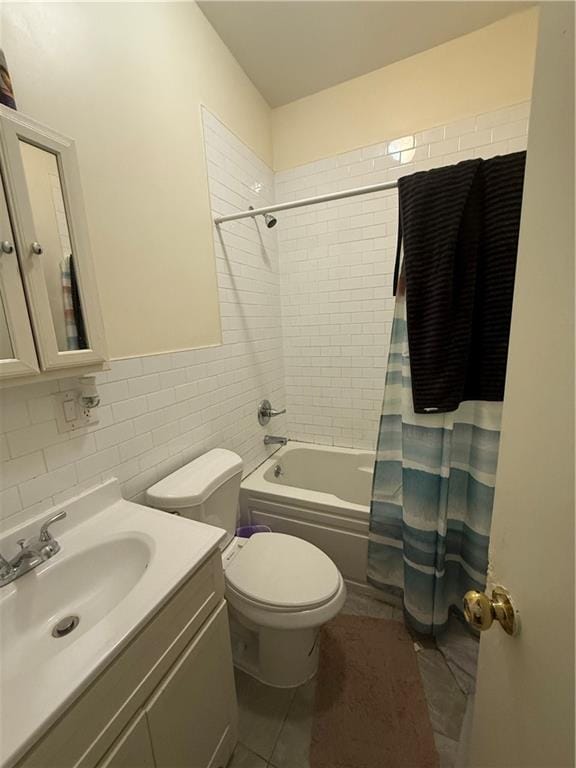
[
  {"left": 0, "top": 108, "right": 286, "bottom": 531},
  {"left": 275, "top": 101, "right": 530, "bottom": 449},
  {"left": 0, "top": 102, "right": 530, "bottom": 528}
]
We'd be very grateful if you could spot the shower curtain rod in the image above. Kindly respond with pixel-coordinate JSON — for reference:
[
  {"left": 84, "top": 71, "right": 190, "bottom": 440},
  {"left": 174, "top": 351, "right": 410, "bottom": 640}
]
[{"left": 213, "top": 179, "right": 399, "bottom": 225}]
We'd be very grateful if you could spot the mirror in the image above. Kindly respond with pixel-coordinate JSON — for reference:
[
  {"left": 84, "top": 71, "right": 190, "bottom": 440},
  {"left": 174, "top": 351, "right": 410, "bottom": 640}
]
[{"left": 18, "top": 140, "right": 88, "bottom": 351}]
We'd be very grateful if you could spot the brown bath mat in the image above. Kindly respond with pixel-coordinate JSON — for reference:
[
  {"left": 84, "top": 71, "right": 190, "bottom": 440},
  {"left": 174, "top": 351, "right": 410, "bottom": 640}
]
[{"left": 310, "top": 614, "right": 439, "bottom": 768}]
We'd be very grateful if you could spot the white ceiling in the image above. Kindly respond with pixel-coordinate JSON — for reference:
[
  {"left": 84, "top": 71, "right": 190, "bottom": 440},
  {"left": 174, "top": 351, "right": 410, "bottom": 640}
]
[{"left": 198, "top": 1, "right": 534, "bottom": 107}]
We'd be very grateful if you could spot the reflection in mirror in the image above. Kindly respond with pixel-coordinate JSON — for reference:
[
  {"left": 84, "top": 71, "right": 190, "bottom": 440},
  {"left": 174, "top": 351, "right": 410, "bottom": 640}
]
[
  {"left": 18, "top": 141, "right": 88, "bottom": 351},
  {"left": 0, "top": 295, "right": 14, "bottom": 359}
]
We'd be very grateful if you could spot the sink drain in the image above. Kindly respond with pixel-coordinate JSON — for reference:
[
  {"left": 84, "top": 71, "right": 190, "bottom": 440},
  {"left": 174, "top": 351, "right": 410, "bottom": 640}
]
[{"left": 52, "top": 615, "right": 80, "bottom": 638}]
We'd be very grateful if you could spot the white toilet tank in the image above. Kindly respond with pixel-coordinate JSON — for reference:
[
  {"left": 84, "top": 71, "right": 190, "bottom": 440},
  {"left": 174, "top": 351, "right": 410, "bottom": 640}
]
[{"left": 146, "top": 449, "right": 243, "bottom": 549}]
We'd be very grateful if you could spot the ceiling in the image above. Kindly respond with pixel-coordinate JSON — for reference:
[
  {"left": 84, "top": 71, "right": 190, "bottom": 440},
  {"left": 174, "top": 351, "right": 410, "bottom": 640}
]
[{"left": 198, "top": 1, "right": 534, "bottom": 107}]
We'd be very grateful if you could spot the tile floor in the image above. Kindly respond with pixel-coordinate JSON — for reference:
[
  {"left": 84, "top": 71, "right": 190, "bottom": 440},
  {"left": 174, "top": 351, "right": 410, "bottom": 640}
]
[{"left": 228, "top": 585, "right": 475, "bottom": 768}]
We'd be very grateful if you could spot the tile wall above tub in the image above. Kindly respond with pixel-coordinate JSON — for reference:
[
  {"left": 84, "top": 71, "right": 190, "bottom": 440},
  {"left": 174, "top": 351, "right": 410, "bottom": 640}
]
[{"left": 276, "top": 101, "right": 530, "bottom": 449}]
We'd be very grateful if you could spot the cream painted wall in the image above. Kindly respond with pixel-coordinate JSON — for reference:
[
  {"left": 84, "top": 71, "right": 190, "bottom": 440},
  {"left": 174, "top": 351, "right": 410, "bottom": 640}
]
[
  {"left": 467, "top": 3, "right": 574, "bottom": 766},
  {"left": 1, "top": 1, "right": 272, "bottom": 359},
  {"left": 272, "top": 8, "right": 538, "bottom": 170}
]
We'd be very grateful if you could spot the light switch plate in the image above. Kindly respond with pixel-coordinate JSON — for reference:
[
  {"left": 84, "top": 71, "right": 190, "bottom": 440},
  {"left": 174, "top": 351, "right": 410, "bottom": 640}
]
[
  {"left": 63, "top": 398, "right": 77, "bottom": 422},
  {"left": 55, "top": 391, "right": 99, "bottom": 433}
]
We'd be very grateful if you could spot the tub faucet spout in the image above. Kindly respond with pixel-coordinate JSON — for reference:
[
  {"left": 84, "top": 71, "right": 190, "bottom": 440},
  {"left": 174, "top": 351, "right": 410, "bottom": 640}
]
[{"left": 264, "top": 435, "right": 288, "bottom": 446}]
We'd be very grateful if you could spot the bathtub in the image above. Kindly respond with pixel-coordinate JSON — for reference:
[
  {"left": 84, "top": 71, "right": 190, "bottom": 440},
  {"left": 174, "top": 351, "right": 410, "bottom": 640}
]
[{"left": 240, "top": 442, "right": 374, "bottom": 584}]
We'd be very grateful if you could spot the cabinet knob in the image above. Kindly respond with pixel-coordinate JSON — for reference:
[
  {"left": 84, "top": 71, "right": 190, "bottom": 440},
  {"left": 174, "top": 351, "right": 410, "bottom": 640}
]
[
  {"left": 31, "top": 242, "right": 43, "bottom": 255},
  {"left": 1, "top": 241, "right": 14, "bottom": 254}
]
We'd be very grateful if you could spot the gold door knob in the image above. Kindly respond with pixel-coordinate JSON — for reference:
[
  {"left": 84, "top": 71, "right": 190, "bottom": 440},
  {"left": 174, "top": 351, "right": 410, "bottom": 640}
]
[{"left": 463, "top": 586, "right": 518, "bottom": 636}]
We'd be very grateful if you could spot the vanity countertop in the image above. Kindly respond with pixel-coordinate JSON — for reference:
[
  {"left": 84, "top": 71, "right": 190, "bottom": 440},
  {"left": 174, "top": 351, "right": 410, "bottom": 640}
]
[{"left": 0, "top": 479, "right": 225, "bottom": 768}]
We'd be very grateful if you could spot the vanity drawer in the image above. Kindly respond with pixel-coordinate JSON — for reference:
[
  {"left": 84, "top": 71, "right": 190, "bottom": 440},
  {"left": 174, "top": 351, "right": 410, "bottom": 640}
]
[{"left": 17, "top": 551, "right": 224, "bottom": 768}]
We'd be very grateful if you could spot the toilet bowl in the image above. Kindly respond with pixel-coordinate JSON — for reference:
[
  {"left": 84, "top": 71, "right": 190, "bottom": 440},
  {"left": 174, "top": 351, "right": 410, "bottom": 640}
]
[{"left": 146, "top": 449, "right": 346, "bottom": 687}]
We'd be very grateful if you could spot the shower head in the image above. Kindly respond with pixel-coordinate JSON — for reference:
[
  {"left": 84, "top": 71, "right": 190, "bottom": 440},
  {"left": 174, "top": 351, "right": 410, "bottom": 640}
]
[{"left": 248, "top": 206, "right": 278, "bottom": 229}]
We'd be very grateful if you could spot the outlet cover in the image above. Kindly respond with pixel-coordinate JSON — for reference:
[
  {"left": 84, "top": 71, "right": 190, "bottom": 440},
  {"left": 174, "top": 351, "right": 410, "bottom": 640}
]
[{"left": 55, "top": 391, "right": 99, "bottom": 433}]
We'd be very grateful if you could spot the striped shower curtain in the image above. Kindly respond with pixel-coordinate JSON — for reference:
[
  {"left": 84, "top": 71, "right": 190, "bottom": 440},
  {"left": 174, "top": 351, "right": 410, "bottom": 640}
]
[{"left": 367, "top": 275, "right": 502, "bottom": 635}]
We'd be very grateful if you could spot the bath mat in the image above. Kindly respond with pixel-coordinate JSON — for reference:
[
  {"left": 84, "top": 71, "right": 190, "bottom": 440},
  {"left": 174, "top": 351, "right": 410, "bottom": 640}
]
[{"left": 310, "top": 614, "right": 439, "bottom": 768}]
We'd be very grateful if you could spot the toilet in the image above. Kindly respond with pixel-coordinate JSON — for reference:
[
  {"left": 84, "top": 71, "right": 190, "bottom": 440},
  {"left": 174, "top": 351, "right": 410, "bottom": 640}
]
[{"left": 146, "top": 448, "right": 346, "bottom": 688}]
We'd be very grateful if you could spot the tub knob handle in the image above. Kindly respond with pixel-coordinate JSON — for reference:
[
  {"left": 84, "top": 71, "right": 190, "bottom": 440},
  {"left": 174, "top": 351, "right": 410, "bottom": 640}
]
[{"left": 258, "top": 399, "right": 287, "bottom": 425}]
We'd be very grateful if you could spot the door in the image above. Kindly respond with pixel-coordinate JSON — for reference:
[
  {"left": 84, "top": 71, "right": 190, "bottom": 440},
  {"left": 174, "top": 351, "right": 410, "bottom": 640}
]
[
  {"left": 145, "top": 602, "right": 237, "bottom": 768},
  {"left": 466, "top": 5, "right": 574, "bottom": 767},
  {"left": 0, "top": 167, "right": 39, "bottom": 378}
]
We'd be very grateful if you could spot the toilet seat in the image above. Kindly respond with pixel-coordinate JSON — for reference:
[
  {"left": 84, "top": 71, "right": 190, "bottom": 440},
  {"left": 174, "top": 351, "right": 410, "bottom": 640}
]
[
  {"left": 224, "top": 532, "right": 340, "bottom": 611},
  {"left": 226, "top": 574, "right": 346, "bottom": 632}
]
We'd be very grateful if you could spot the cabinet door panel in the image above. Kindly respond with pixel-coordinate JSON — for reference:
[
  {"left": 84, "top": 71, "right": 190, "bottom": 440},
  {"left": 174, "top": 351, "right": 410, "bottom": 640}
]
[
  {"left": 0, "top": 105, "right": 107, "bottom": 370},
  {"left": 146, "top": 602, "right": 237, "bottom": 768},
  {"left": 0, "top": 167, "right": 39, "bottom": 378},
  {"left": 96, "top": 712, "right": 155, "bottom": 768}
]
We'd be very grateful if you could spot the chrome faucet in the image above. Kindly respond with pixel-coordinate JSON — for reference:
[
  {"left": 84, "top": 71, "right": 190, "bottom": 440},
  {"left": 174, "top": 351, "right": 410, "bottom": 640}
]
[
  {"left": 264, "top": 435, "right": 288, "bottom": 446},
  {"left": 258, "top": 400, "right": 287, "bottom": 426},
  {"left": 0, "top": 511, "right": 67, "bottom": 588}
]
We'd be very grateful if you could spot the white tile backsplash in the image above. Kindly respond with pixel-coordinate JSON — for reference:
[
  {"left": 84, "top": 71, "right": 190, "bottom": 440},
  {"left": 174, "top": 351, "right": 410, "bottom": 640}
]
[
  {"left": 0, "top": 101, "right": 530, "bottom": 528},
  {"left": 276, "top": 101, "right": 530, "bottom": 450}
]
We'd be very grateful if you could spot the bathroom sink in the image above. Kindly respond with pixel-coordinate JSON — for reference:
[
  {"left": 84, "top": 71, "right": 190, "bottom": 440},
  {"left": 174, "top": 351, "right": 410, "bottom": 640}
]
[
  {"left": 0, "top": 479, "right": 226, "bottom": 768},
  {"left": 0, "top": 536, "right": 152, "bottom": 678}
]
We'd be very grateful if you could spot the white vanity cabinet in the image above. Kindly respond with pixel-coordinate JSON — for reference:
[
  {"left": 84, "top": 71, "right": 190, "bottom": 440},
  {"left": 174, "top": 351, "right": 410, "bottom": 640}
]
[
  {"left": 15, "top": 551, "right": 238, "bottom": 768},
  {"left": 0, "top": 106, "right": 108, "bottom": 383}
]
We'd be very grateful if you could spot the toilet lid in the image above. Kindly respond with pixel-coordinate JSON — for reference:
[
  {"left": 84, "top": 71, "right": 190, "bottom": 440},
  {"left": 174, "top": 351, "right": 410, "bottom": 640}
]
[{"left": 225, "top": 533, "right": 340, "bottom": 609}]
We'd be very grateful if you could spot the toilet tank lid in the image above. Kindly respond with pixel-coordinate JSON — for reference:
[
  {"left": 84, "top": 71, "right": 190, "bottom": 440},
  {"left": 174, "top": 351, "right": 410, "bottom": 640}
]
[{"left": 146, "top": 449, "right": 243, "bottom": 509}]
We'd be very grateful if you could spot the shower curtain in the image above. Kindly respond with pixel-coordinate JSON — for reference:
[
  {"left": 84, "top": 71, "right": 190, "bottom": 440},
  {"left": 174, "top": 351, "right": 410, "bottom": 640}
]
[{"left": 367, "top": 273, "right": 502, "bottom": 635}]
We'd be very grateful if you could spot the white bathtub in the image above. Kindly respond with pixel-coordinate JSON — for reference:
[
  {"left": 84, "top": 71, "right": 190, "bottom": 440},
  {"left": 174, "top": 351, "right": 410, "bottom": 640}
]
[{"left": 240, "top": 442, "right": 374, "bottom": 584}]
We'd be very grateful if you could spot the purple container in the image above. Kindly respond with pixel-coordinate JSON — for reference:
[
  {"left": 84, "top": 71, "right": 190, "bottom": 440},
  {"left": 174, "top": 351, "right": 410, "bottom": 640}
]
[{"left": 236, "top": 524, "right": 272, "bottom": 538}]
